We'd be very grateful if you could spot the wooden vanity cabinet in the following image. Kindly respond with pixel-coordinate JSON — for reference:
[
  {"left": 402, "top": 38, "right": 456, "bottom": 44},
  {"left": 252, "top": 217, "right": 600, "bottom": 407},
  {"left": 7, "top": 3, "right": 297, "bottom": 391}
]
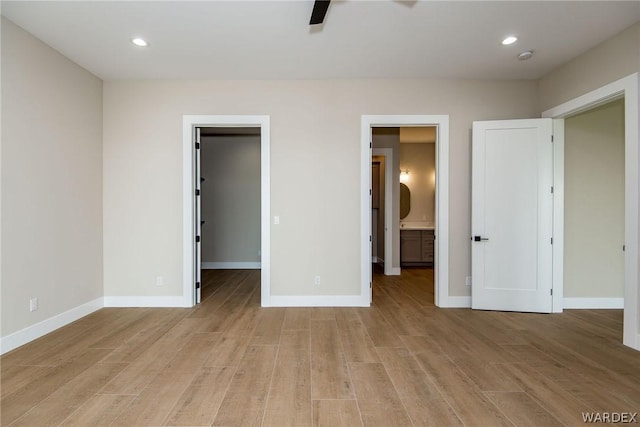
[{"left": 401, "top": 229, "right": 434, "bottom": 266}]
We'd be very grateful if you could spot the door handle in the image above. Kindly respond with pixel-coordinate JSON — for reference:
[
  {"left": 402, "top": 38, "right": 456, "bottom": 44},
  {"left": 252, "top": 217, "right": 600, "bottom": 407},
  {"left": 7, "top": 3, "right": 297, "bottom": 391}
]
[{"left": 473, "top": 236, "right": 489, "bottom": 242}]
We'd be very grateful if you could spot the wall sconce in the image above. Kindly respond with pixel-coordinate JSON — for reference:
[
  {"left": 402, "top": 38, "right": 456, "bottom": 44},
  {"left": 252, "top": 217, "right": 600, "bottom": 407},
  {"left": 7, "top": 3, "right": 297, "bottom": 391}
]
[{"left": 400, "top": 170, "right": 409, "bottom": 183}]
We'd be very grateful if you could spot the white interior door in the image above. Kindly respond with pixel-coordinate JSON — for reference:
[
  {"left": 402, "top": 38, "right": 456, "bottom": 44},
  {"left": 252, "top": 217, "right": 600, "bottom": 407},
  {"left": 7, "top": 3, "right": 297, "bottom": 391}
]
[
  {"left": 195, "top": 127, "right": 202, "bottom": 304},
  {"left": 472, "top": 119, "right": 553, "bottom": 313}
]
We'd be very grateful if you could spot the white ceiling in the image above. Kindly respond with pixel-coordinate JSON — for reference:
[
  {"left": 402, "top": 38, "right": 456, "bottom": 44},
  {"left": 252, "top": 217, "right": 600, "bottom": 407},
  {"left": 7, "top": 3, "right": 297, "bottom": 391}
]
[{"left": 2, "top": 1, "right": 639, "bottom": 81}]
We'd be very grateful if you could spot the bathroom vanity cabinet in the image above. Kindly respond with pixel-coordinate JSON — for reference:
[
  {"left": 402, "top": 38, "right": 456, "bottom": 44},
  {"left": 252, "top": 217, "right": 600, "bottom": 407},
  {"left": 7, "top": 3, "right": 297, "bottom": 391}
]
[{"left": 400, "top": 229, "right": 434, "bottom": 266}]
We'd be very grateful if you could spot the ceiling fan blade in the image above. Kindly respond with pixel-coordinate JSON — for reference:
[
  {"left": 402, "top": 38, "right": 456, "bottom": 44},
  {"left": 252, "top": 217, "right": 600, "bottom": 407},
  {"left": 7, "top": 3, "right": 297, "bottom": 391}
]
[{"left": 310, "top": 0, "right": 331, "bottom": 25}]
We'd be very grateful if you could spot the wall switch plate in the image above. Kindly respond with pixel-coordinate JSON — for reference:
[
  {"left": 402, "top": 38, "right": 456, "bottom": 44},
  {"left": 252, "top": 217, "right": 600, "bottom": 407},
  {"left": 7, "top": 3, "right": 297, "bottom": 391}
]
[
  {"left": 314, "top": 275, "right": 321, "bottom": 286},
  {"left": 465, "top": 276, "right": 472, "bottom": 287},
  {"left": 29, "top": 298, "right": 38, "bottom": 312},
  {"left": 274, "top": 216, "right": 280, "bottom": 225},
  {"left": 156, "top": 276, "right": 164, "bottom": 287}
]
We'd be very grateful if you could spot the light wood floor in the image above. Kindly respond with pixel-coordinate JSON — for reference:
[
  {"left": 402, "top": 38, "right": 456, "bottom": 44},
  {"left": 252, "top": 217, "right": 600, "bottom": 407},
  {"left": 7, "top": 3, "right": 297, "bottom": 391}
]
[{"left": 2, "top": 268, "right": 640, "bottom": 426}]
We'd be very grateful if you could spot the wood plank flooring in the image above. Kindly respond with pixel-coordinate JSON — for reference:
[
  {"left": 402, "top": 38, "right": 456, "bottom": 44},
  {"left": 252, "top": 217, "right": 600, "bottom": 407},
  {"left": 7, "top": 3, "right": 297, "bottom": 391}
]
[{"left": 2, "top": 267, "right": 640, "bottom": 426}]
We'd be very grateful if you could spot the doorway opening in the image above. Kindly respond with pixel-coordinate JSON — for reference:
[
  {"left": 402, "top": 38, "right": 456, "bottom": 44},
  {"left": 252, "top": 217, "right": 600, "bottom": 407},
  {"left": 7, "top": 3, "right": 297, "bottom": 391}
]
[
  {"left": 361, "top": 115, "right": 450, "bottom": 307},
  {"left": 563, "top": 99, "right": 625, "bottom": 309},
  {"left": 542, "top": 73, "right": 638, "bottom": 350},
  {"left": 197, "top": 127, "right": 262, "bottom": 302},
  {"left": 371, "top": 127, "right": 437, "bottom": 301},
  {"left": 183, "top": 115, "right": 271, "bottom": 307}
]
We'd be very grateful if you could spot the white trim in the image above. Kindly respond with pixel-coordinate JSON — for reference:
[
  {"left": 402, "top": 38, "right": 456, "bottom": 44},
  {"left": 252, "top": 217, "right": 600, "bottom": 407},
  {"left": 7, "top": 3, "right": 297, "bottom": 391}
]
[
  {"left": 444, "top": 296, "right": 472, "bottom": 308},
  {"left": 183, "top": 115, "right": 270, "bottom": 308},
  {"left": 372, "top": 148, "right": 396, "bottom": 276},
  {"left": 542, "top": 73, "right": 639, "bottom": 350},
  {"left": 563, "top": 298, "right": 624, "bottom": 309},
  {"left": 389, "top": 267, "right": 401, "bottom": 275},
  {"left": 362, "top": 115, "right": 450, "bottom": 307},
  {"left": 103, "top": 296, "right": 189, "bottom": 308},
  {"left": 551, "top": 119, "right": 565, "bottom": 313},
  {"left": 269, "top": 295, "right": 370, "bottom": 307},
  {"left": 0, "top": 298, "right": 103, "bottom": 355},
  {"left": 202, "top": 262, "right": 261, "bottom": 270}
]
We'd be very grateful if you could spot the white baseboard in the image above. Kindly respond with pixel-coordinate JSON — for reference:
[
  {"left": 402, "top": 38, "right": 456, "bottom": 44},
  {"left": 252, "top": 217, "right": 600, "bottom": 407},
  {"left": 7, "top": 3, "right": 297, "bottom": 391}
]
[
  {"left": 389, "top": 267, "right": 401, "bottom": 275},
  {"left": 201, "top": 262, "right": 261, "bottom": 270},
  {"left": 267, "top": 295, "right": 370, "bottom": 307},
  {"left": 0, "top": 297, "right": 104, "bottom": 355},
  {"left": 103, "top": 296, "right": 190, "bottom": 308},
  {"left": 442, "top": 296, "right": 472, "bottom": 308},
  {"left": 563, "top": 297, "right": 624, "bottom": 309}
]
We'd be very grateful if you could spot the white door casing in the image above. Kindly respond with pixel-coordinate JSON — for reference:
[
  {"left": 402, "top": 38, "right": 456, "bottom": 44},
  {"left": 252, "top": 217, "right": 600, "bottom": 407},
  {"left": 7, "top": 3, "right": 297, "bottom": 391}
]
[
  {"left": 472, "top": 119, "right": 553, "bottom": 313},
  {"left": 361, "top": 115, "right": 450, "bottom": 307},
  {"left": 542, "top": 73, "right": 639, "bottom": 350},
  {"left": 183, "top": 115, "right": 270, "bottom": 308}
]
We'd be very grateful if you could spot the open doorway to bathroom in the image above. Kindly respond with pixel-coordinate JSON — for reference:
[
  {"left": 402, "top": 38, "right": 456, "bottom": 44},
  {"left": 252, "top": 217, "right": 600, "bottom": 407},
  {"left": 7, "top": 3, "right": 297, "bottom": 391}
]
[{"left": 371, "top": 126, "right": 437, "bottom": 303}]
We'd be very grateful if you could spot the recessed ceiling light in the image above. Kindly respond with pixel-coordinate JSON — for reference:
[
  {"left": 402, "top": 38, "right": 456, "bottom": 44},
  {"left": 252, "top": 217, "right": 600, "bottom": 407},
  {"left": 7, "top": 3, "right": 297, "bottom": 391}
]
[
  {"left": 501, "top": 36, "right": 518, "bottom": 46},
  {"left": 131, "top": 38, "right": 148, "bottom": 47},
  {"left": 518, "top": 50, "right": 534, "bottom": 61}
]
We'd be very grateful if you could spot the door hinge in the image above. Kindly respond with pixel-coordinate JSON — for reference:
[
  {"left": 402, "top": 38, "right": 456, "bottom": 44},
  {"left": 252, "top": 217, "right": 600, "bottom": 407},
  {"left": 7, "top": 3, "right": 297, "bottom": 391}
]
[
  {"left": 195, "top": 142, "right": 200, "bottom": 149},
  {"left": 195, "top": 189, "right": 200, "bottom": 196},
  {"left": 369, "top": 235, "right": 372, "bottom": 242},
  {"left": 370, "top": 281, "right": 372, "bottom": 288},
  {"left": 551, "top": 135, "right": 554, "bottom": 143},
  {"left": 370, "top": 142, "right": 372, "bottom": 149},
  {"left": 550, "top": 288, "right": 553, "bottom": 296},
  {"left": 196, "top": 281, "right": 201, "bottom": 289},
  {"left": 623, "top": 244, "right": 626, "bottom": 252},
  {"left": 551, "top": 186, "right": 554, "bottom": 194},
  {"left": 551, "top": 237, "right": 553, "bottom": 244},
  {"left": 369, "top": 189, "right": 372, "bottom": 196},
  {"left": 196, "top": 235, "right": 201, "bottom": 243}
]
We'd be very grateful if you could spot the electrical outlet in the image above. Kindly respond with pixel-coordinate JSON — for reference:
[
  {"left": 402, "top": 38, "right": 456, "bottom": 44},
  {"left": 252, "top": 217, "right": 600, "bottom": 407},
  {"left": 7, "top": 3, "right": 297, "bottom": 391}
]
[
  {"left": 465, "top": 276, "right": 472, "bottom": 287},
  {"left": 156, "top": 276, "right": 164, "bottom": 287},
  {"left": 29, "top": 298, "right": 38, "bottom": 312},
  {"left": 314, "top": 275, "right": 321, "bottom": 286},
  {"left": 274, "top": 216, "right": 280, "bottom": 225}
]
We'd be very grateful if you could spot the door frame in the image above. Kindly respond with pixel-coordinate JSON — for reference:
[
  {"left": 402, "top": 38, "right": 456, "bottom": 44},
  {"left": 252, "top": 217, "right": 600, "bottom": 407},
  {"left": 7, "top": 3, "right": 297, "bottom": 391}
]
[
  {"left": 372, "top": 148, "right": 396, "bottom": 276},
  {"left": 182, "top": 115, "right": 271, "bottom": 307},
  {"left": 361, "top": 115, "right": 450, "bottom": 307},
  {"left": 542, "top": 73, "right": 639, "bottom": 350}
]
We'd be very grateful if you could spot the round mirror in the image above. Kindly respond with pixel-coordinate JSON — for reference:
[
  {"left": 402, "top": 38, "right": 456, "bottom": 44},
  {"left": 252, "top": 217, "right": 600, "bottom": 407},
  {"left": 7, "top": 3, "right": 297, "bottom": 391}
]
[{"left": 400, "top": 183, "right": 410, "bottom": 219}]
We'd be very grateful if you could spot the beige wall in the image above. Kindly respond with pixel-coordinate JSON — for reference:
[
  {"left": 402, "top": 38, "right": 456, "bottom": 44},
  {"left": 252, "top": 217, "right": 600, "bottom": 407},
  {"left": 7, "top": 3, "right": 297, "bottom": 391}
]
[
  {"left": 200, "top": 135, "right": 261, "bottom": 264},
  {"left": 400, "top": 143, "right": 436, "bottom": 224},
  {"left": 103, "top": 78, "right": 538, "bottom": 299},
  {"left": 538, "top": 22, "right": 640, "bottom": 112},
  {"left": 564, "top": 100, "right": 625, "bottom": 298},
  {"left": 1, "top": 18, "right": 103, "bottom": 336}
]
